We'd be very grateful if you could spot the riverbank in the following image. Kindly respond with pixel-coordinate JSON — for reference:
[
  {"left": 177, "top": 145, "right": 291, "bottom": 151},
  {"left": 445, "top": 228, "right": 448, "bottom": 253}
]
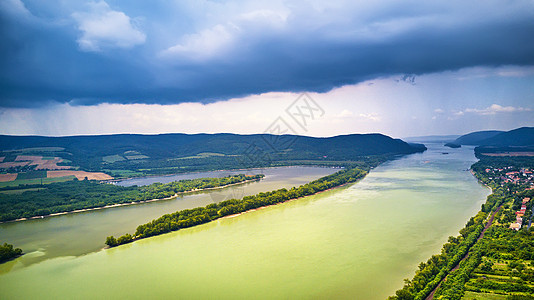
[
  {"left": 1, "top": 177, "right": 263, "bottom": 224},
  {"left": 107, "top": 167, "right": 368, "bottom": 247},
  {"left": 220, "top": 181, "right": 353, "bottom": 220},
  {"left": 111, "top": 165, "right": 345, "bottom": 185},
  {"left": 2, "top": 144, "right": 495, "bottom": 300}
]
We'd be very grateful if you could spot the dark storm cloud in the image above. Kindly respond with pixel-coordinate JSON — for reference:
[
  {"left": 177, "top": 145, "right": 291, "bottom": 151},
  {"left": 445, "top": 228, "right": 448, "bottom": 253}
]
[{"left": 1, "top": 0, "right": 534, "bottom": 108}]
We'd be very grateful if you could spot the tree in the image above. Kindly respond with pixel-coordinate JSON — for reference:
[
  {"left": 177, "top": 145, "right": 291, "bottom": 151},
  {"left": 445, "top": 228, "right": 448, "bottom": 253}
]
[
  {"left": 105, "top": 236, "right": 118, "bottom": 247},
  {"left": 117, "top": 234, "right": 133, "bottom": 245},
  {"left": 0, "top": 242, "right": 23, "bottom": 263}
]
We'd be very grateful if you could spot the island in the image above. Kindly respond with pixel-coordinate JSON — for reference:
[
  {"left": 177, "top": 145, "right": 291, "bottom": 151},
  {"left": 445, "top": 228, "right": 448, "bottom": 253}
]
[
  {"left": 105, "top": 167, "right": 369, "bottom": 247},
  {"left": 444, "top": 142, "right": 461, "bottom": 148}
]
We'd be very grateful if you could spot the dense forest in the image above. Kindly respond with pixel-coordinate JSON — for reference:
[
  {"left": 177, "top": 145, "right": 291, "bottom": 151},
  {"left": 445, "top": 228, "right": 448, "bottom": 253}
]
[
  {"left": 0, "top": 174, "right": 263, "bottom": 222},
  {"left": 105, "top": 167, "right": 367, "bottom": 247},
  {"left": 0, "top": 243, "right": 22, "bottom": 264}
]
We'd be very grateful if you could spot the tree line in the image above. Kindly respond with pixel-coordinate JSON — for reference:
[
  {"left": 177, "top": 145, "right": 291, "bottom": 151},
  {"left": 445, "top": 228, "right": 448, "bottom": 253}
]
[
  {"left": 0, "top": 174, "right": 263, "bottom": 222},
  {"left": 390, "top": 155, "right": 534, "bottom": 299},
  {"left": 105, "top": 167, "right": 367, "bottom": 247},
  {"left": 389, "top": 176, "right": 506, "bottom": 299},
  {"left": 0, "top": 243, "right": 22, "bottom": 264}
]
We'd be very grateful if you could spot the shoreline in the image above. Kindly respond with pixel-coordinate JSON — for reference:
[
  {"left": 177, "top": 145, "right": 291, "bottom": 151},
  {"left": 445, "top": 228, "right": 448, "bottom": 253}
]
[
  {"left": 470, "top": 168, "right": 494, "bottom": 194},
  {"left": 0, "top": 178, "right": 262, "bottom": 224},
  {"left": 111, "top": 164, "right": 342, "bottom": 184},
  {"left": 219, "top": 181, "right": 354, "bottom": 220},
  {"left": 123, "top": 176, "right": 362, "bottom": 245},
  {"left": 101, "top": 180, "right": 356, "bottom": 250}
]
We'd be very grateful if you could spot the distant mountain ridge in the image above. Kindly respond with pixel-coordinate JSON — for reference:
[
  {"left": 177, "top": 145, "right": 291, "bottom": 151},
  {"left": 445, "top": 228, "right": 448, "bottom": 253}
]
[
  {"left": 476, "top": 127, "right": 534, "bottom": 147},
  {"left": 453, "top": 127, "right": 534, "bottom": 156},
  {"left": 454, "top": 127, "right": 534, "bottom": 147},
  {"left": 454, "top": 130, "right": 504, "bottom": 145},
  {"left": 0, "top": 133, "right": 426, "bottom": 172}
]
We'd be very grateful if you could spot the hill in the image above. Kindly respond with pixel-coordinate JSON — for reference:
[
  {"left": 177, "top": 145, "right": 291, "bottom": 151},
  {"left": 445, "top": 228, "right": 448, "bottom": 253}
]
[
  {"left": 472, "top": 127, "right": 534, "bottom": 157},
  {"left": 0, "top": 133, "right": 426, "bottom": 177},
  {"left": 477, "top": 127, "right": 534, "bottom": 147},
  {"left": 453, "top": 130, "right": 504, "bottom": 145}
]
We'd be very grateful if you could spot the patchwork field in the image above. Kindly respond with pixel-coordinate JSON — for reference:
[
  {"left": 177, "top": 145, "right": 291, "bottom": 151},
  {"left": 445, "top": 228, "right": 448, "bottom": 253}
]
[
  {"left": 462, "top": 291, "right": 507, "bottom": 300},
  {"left": 0, "top": 173, "right": 17, "bottom": 182},
  {"left": 0, "top": 176, "right": 76, "bottom": 188},
  {"left": 15, "top": 155, "right": 71, "bottom": 170},
  {"left": 47, "top": 170, "right": 113, "bottom": 180},
  {"left": 103, "top": 152, "right": 150, "bottom": 163},
  {"left": 0, "top": 161, "right": 30, "bottom": 169},
  {"left": 482, "top": 152, "right": 534, "bottom": 157}
]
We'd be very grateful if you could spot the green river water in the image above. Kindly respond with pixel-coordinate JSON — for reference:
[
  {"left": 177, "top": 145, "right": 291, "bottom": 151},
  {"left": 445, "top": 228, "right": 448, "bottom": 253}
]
[{"left": 0, "top": 144, "right": 490, "bottom": 299}]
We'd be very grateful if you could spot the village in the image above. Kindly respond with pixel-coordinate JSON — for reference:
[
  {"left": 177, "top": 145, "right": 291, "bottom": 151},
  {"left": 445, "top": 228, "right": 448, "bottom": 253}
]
[{"left": 483, "top": 166, "right": 534, "bottom": 231}]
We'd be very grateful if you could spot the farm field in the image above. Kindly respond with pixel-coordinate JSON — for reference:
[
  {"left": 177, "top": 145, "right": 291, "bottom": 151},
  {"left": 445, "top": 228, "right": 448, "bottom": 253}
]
[
  {"left": 15, "top": 155, "right": 70, "bottom": 170},
  {"left": 47, "top": 171, "right": 113, "bottom": 180},
  {"left": 0, "top": 155, "right": 70, "bottom": 170},
  {"left": 0, "top": 173, "right": 17, "bottom": 182},
  {"left": 0, "top": 152, "right": 113, "bottom": 186},
  {"left": 481, "top": 152, "right": 534, "bottom": 157},
  {"left": 0, "top": 176, "right": 76, "bottom": 188},
  {"left": 462, "top": 291, "right": 507, "bottom": 300}
]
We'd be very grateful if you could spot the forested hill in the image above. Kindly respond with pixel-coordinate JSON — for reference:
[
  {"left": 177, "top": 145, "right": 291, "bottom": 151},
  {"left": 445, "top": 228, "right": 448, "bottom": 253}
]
[
  {"left": 0, "top": 133, "right": 423, "bottom": 156},
  {"left": 454, "top": 127, "right": 534, "bottom": 147},
  {"left": 0, "top": 133, "right": 425, "bottom": 172},
  {"left": 453, "top": 130, "right": 504, "bottom": 145},
  {"left": 476, "top": 127, "right": 534, "bottom": 147}
]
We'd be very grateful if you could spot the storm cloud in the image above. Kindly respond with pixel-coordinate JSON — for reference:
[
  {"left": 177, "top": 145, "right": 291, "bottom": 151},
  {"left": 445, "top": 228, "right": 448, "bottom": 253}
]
[{"left": 1, "top": 0, "right": 534, "bottom": 108}]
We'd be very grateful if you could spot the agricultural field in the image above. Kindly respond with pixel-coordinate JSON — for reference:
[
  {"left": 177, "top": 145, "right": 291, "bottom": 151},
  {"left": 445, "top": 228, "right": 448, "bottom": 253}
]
[
  {"left": 0, "top": 176, "right": 76, "bottom": 188},
  {"left": 462, "top": 291, "right": 507, "bottom": 300},
  {"left": 0, "top": 155, "right": 70, "bottom": 170},
  {"left": 124, "top": 155, "right": 149, "bottom": 160},
  {"left": 0, "top": 173, "right": 17, "bottom": 182},
  {"left": 103, "top": 151, "right": 150, "bottom": 163},
  {"left": 171, "top": 152, "right": 227, "bottom": 160},
  {"left": 47, "top": 171, "right": 112, "bottom": 180},
  {"left": 0, "top": 152, "right": 113, "bottom": 186},
  {"left": 0, "top": 161, "right": 31, "bottom": 169},
  {"left": 15, "top": 155, "right": 70, "bottom": 170},
  {"left": 102, "top": 155, "right": 126, "bottom": 163},
  {"left": 481, "top": 152, "right": 534, "bottom": 157}
]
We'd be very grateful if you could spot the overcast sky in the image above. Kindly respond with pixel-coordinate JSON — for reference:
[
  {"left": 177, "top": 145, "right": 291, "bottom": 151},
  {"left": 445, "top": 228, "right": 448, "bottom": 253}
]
[{"left": 1, "top": 0, "right": 533, "bottom": 137}]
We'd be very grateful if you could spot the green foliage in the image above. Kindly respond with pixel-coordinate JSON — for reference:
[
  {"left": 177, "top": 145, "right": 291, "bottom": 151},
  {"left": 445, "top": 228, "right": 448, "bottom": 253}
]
[
  {"left": 508, "top": 296, "right": 534, "bottom": 300},
  {"left": 0, "top": 133, "right": 425, "bottom": 174},
  {"left": 16, "top": 170, "right": 47, "bottom": 180},
  {"left": 389, "top": 188, "right": 505, "bottom": 299},
  {"left": 0, "top": 174, "right": 263, "bottom": 222},
  {"left": 429, "top": 156, "right": 534, "bottom": 299},
  {"left": 116, "top": 234, "right": 133, "bottom": 245},
  {"left": 105, "top": 236, "right": 118, "bottom": 247},
  {"left": 105, "top": 167, "right": 368, "bottom": 247},
  {"left": 0, "top": 242, "right": 23, "bottom": 263}
]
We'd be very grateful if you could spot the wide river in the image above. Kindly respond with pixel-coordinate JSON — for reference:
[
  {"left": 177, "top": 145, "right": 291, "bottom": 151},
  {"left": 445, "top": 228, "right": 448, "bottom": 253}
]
[{"left": 0, "top": 144, "right": 489, "bottom": 299}]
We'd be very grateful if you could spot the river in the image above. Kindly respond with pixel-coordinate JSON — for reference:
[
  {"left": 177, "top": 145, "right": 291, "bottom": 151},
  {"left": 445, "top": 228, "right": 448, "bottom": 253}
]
[{"left": 0, "top": 144, "right": 490, "bottom": 299}]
